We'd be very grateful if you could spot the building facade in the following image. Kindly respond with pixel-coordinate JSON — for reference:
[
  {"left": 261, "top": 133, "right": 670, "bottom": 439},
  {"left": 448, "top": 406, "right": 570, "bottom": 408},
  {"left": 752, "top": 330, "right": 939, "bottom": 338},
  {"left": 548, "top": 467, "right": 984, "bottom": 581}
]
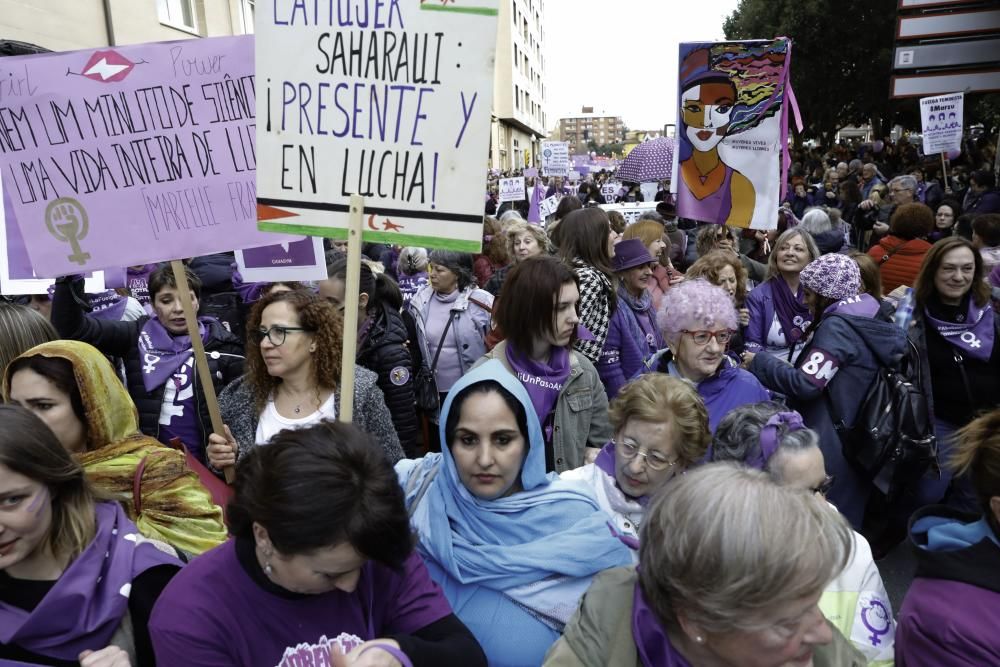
[
  {"left": 0, "top": 0, "right": 255, "bottom": 52},
  {"left": 558, "top": 108, "right": 624, "bottom": 155},
  {"left": 490, "top": 0, "right": 547, "bottom": 171}
]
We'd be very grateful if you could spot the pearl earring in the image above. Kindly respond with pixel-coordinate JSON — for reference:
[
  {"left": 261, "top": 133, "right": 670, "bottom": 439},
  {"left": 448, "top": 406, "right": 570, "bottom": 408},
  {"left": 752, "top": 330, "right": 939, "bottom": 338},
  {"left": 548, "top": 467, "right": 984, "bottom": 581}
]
[{"left": 695, "top": 636, "right": 704, "bottom": 644}]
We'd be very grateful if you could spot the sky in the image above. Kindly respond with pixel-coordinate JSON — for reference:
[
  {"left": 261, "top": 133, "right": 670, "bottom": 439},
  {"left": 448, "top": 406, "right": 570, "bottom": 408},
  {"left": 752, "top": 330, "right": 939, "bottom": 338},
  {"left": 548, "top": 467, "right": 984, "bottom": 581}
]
[{"left": 543, "top": 0, "right": 742, "bottom": 132}]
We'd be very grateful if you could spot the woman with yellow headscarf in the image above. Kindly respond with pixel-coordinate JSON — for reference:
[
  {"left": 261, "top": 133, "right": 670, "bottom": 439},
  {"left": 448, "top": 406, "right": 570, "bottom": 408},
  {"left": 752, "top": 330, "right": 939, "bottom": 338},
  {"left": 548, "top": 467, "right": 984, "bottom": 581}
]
[{"left": 4, "top": 340, "right": 227, "bottom": 556}]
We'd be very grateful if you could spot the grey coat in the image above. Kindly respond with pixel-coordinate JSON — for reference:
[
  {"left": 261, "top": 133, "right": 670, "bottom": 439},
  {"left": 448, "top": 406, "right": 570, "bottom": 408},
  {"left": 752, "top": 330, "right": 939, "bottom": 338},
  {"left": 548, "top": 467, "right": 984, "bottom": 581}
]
[
  {"left": 476, "top": 341, "right": 612, "bottom": 472},
  {"left": 218, "top": 370, "right": 404, "bottom": 464}
]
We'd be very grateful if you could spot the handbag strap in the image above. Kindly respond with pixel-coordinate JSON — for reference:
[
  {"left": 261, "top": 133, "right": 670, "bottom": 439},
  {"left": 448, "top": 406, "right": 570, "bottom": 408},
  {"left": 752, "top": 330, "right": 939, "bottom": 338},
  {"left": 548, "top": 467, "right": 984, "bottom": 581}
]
[
  {"left": 951, "top": 349, "right": 975, "bottom": 406},
  {"left": 879, "top": 240, "right": 907, "bottom": 265},
  {"left": 429, "top": 312, "right": 456, "bottom": 373}
]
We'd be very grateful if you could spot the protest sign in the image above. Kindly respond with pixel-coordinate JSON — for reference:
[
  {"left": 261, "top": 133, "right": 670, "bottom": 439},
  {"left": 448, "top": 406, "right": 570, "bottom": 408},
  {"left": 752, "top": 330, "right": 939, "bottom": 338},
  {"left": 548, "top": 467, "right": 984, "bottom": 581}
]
[
  {"left": 255, "top": 0, "right": 500, "bottom": 253},
  {"left": 1, "top": 180, "right": 105, "bottom": 294},
  {"left": 524, "top": 167, "right": 538, "bottom": 178},
  {"left": 675, "top": 39, "right": 793, "bottom": 230},
  {"left": 538, "top": 195, "right": 561, "bottom": 219},
  {"left": 601, "top": 183, "right": 619, "bottom": 204},
  {"left": 599, "top": 202, "right": 659, "bottom": 226},
  {"left": 568, "top": 170, "right": 581, "bottom": 183},
  {"left": 0, "top": 36, "right": 297, "bottom": 278},
  {"left": 498, "top": 177, "right": 526, "bottom": 203},
  {"left": 234, "top": 236, "right": 327, "bottom": 283},
  {"left": 640, "top": 182, "right": 659, "bottom": 202},
  {"left": 920, "top": 93, "right": 963, "bottom": 156},
  {"left": 541, "top": 141, "right": 570, "bottom": 177}
]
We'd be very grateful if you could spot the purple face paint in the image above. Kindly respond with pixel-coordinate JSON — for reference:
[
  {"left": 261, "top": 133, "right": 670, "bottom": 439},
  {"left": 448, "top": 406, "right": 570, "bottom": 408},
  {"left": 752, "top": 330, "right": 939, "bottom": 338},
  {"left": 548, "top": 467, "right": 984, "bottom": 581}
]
[{"left": 26, "top": 486, "right": 48, "bottom": 515}]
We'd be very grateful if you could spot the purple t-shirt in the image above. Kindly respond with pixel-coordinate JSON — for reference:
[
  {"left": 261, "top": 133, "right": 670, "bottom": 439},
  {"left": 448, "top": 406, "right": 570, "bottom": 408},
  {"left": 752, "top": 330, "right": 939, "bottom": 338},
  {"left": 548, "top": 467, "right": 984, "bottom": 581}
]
[
  {"left": 156, "top": 356, "right": 204, "bottom": 462},
  {"left": 149, "top": 540, "right": 451, "bottom": 666}
]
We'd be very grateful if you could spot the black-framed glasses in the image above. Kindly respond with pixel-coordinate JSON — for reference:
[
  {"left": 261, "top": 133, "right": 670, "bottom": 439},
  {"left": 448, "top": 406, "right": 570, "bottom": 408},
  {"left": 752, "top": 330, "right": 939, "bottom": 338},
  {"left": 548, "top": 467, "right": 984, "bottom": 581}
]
[
  {"left": 617, "top": 440, "right": 677, "bottom": 471},
  {"left": 250, "top": 325, "right": 311, "bottom": 346},
  {"left": 811, "top": 475, "right": 835, "bottom": 496},
  {"left": 681, "top": 329, "right": 734, "bottom": 346}
]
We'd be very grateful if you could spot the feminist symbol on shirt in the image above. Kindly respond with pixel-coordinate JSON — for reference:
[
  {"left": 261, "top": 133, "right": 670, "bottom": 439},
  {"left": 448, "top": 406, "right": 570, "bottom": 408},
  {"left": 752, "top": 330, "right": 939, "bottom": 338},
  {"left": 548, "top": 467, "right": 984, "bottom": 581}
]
[
  {"left": 860, "top": 598, "right": 891, "bottom": 646},
  {"left": 960, "top": 332, "right": 982, "bottom": 349}
]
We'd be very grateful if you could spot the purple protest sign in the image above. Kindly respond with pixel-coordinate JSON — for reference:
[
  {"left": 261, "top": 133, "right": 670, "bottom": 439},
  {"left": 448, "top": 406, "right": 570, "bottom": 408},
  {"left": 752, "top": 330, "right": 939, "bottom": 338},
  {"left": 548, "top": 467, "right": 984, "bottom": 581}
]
[
  {"left": 0, "top": 36, "right": 295, "bottom": 278},
  {"left": 524, "top": 168, "right": 539, "bottom": 178}
]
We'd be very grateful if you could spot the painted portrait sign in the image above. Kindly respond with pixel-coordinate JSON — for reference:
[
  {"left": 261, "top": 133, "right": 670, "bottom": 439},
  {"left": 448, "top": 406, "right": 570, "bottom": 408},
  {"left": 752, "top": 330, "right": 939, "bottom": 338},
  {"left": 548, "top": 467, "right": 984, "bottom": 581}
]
[{"left": 676, "top": 39, "right": 792, "bottom": 230}]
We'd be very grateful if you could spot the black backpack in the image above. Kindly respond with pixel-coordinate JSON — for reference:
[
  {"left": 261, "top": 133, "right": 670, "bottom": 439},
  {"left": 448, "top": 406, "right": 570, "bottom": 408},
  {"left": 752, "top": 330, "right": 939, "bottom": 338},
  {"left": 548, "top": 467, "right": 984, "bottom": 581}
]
[{"left": 832, "top": 338, "right": 936, "bottom": 501}]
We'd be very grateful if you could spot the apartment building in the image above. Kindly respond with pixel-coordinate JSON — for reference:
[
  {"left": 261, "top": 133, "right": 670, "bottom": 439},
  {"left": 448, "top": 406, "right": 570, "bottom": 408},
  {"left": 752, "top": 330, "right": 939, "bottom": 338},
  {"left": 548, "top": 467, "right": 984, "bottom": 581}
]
[{"left": 558, "top": 107, "right": 624, "bottom": 154}]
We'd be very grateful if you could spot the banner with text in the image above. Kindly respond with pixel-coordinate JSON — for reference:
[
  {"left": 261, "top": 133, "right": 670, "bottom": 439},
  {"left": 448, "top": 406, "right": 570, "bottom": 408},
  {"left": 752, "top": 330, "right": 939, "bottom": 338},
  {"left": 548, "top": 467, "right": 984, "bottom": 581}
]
[
  {"left": 498, "top": 177, "right": 525, "bottom": 203},
  {"left": 675, "top": 39, "right": 791, "bottom": 230},
  {"left": 0, "top": 35, "right": 297, "bottom": 277},
  {"left": 919, "top": 92, "right": 963, "bottom": 156},
  {"left": 541, "top": 141, "right": 569, "bottom": 177},
  {"left": 255, "top": 0, "right": 500, "bottom": 252}
]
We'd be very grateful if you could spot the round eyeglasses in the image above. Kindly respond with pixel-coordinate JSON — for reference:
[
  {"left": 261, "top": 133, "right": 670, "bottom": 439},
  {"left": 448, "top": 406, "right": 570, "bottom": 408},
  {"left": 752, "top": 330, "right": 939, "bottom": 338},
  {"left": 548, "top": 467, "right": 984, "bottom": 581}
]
[
  {"left": 617, "top": 440, "right": 677, "bottom": 471},
  {"left": 250, "top": 325, "right": 312, "bottom": 346}
]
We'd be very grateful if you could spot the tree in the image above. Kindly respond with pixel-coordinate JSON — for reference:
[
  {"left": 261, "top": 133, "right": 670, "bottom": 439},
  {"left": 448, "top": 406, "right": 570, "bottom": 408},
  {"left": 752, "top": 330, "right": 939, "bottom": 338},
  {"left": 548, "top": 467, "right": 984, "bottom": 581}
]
[{"left": 723, "top": 0, "right": 900, "bottom": 145}]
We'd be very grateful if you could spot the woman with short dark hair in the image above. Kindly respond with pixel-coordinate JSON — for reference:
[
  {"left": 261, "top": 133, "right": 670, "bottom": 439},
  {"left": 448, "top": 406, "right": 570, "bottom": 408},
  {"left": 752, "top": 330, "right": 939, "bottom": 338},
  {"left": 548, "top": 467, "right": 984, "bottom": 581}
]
[
  {"left": 152, "top": 421, "right": 485, "bottom": 666},
  {"left": 480, "top": 255, "right": 612, "bottom": 472}
]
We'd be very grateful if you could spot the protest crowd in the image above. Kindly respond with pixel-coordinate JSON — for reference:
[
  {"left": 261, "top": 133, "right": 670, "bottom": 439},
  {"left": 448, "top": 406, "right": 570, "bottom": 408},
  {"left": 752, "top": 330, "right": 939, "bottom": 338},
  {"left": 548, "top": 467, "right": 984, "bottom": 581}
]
[{"left": 1, "top": 14, "right": 1000, "bottom": 665}]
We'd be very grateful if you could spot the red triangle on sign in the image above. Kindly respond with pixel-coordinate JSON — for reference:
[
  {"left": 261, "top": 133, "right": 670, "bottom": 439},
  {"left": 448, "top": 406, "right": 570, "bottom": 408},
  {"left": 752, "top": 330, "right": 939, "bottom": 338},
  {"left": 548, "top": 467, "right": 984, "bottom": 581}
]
[{"left": 257, "top": 204, "right": 300, "bottom": 221}]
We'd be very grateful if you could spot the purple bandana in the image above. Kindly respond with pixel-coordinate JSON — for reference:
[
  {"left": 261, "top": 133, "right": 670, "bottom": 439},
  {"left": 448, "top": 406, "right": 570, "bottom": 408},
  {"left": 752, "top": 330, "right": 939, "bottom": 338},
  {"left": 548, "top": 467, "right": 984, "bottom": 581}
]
[
  {"left": 749, "top": 411, "right": 804, "bottom": 470},
  {"left": 595, "top": 441, "right": 653, "bottom": 507},
  {"left": 632, "top": 579, "right": 693, "bottom": 667},
  {"left": 137, "top": 316, "right": 211, "bottom": 391},
  {"left": 770, "top": 277, "right": 812, "bottom": 344},
  {"left": 824, "top": 293, "right": 881, "bottom": 319},
  {"left": 87, "top": 290, "right": 129, "bottom": 321},
  {"left": 924, "top": 300, "right": 996, "bottom": 363},
  {"left": 506, "top": 343, "right": 571, "bottom": 443},
  {"left": 0, "top": 502, "right": 180, "bottom": 661}
]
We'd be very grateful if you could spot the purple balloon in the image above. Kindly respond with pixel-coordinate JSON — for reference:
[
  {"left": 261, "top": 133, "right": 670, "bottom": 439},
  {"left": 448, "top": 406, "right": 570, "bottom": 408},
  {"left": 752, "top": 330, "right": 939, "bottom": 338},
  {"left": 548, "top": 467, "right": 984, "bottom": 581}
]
[
  {"left": 946, "top": 148, "right": 962, "bottom": 160},
  {"left": 873, "top": 140, "right": 884, "bottom": 153}
]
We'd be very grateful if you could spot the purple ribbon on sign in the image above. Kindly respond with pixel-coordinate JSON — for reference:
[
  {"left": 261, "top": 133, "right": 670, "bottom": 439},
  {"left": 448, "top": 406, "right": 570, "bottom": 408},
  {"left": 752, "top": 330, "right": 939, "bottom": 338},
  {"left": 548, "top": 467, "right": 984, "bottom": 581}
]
[{"left": 750, "top": 411, "right": 805, "bottom": 470}]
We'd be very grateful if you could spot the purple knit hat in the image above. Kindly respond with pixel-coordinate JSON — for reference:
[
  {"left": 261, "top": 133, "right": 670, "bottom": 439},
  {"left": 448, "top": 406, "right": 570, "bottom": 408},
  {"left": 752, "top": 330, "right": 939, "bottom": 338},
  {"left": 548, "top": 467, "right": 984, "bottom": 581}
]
[{"left": 799, "top": 253, "right": 861, "bottom": 301}]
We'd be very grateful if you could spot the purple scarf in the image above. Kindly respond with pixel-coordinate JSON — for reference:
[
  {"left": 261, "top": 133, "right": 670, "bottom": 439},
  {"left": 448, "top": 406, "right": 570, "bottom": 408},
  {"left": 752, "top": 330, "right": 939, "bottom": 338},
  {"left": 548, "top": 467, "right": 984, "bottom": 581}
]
[
  {"left": 137, "top": 316, "right": 211, "bottom": 391},
  {"left": 0, "top": 502, "right": 181, "bottom": 661},
  {"left": 618, "top": 286, "right": 664, "bottom": 356},
  {"left": 770, "top": 277, "right": 811, "bottom": 344},
  {"left": 632, "top": 579, "right": 693, "bottom": 667},
  {"left": 924, "top": 299, "right": 996, "bottom": 363},
  {"left": 824, "top": 293, "right": 881, "bottom": 319},
  {"left": 595, "top": 441, "right": 652, "bottom": 507},
  {"left": 506, "top": 343, "right": 571, "bottom": 442},
  {"left": 87, "top": 290, "right": 129, "bottom": 321}
]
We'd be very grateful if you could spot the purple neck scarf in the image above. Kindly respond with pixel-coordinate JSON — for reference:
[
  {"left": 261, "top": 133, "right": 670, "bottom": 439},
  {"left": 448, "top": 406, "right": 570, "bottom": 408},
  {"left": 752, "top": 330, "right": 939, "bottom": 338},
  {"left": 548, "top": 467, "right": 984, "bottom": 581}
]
[
  {"left": 506, "top": 343, "right": 571, "bottom": 441},
  {"left": 137, "top": 316, "right": 211, "bottom": 391},
  {"left": 770, "top": 277, "right": 811, "bottom": 344},
  {"left": 0, "top": 502, "right": 181, "bottom": 661},
  {"left": 925, "top": 299, "right": 996, "bottom": 363},
  {"left": 618, "top": 286, "right": 663, "bottom": 354},
  {"left": 87, "top": 290, "right": 129, "bottom": 321},
  {"left": 824, "top": 293, "right": 881, "bottom": 319},
  {"left": 632, "top": 579, "right": 693, "bottom": 667},
  {"left": 595, "top": 441, "right": 653, "bottom": 507},
  {"left": 749, "top": 411, "right": 805, "bottom": 469}
]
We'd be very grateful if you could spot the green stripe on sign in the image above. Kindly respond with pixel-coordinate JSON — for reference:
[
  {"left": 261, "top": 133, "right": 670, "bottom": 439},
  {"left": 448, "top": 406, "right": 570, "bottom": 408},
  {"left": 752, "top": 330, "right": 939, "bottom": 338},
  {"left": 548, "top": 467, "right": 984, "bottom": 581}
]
[
  {"left": 419, "top": 4, "right": 499, "bottom": 16},
  {"left": 257, "top": 221, "right": 483, "bottom": 253}
]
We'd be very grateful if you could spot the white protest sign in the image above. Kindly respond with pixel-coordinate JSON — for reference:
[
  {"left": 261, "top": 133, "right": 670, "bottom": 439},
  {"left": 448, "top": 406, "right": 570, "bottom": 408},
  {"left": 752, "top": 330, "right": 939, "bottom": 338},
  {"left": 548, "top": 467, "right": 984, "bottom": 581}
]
[
  {"left": 541, "top": 141, "right": 570, "bottom": 177},
  {"left": 600, "top": 202, "right": 659, "bottom": 226},
  {"left": 234, "top": 236, "right": 327, "bottom": 283},
  {"left": 920, "top": 92, "right": 963, "bottom": 155},
  {"left": 498, "top": 177, "right": 526, "bottom": 203},
  {"left": 256, "top": 1, "right": 500, "bottom": 253},
  {"left": 640, "top": 182, "right": 659, "bottom": 203},
  {"left": 601, "top": 183, "right": 619, "bottom": 204},
  {"left": 539, "top": 195, "right": 561, "bottom": 218},
  {"left": 568, "top": 170, "right": 581, "bottom": 183}
]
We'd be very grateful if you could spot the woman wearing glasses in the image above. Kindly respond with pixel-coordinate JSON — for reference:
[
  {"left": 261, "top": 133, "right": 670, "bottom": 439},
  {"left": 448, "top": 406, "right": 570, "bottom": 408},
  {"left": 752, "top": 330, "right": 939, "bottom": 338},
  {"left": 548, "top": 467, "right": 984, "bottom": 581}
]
[
  {"left": 646, "top": 279, "right": 769, "bottom": 432},
  {"left": 206, "top": 290, "right": 403, "bottom": 472},
  {"left": 561, "top": 373, "right": 710, "bottom": 548},
  {"left": 711, "top": 402, "right": 896, "bottom": 666},
  {"left": 743, "top": 253, "right": 908, "bottom": 530}
]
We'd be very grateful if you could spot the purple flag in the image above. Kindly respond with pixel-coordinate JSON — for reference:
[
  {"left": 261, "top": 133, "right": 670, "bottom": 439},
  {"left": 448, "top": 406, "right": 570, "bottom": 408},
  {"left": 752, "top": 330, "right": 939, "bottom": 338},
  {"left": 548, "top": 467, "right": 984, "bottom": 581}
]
[{"left": 527, "top": 180, "right": 545, "bottom": 223}]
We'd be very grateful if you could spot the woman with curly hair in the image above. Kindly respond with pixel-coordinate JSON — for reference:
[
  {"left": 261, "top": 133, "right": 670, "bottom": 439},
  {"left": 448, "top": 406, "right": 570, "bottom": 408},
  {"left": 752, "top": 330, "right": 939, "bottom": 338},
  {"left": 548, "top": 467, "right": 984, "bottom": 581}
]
[
  {"left": 685, "top": 249, "right": 750, "bottom": 355},
  {"left": 206, "top": 290, "right": 403, "bottom": 471},
  {"left": 474, "top": 216, "right": 510, "bottom": 288}
]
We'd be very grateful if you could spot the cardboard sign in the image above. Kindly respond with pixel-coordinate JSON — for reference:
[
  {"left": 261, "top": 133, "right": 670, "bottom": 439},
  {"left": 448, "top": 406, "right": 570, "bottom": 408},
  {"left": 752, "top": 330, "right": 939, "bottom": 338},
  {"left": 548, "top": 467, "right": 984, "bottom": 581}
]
[
  {"left": 234, "top": 236, "right": 327, "bottom": 283},
  {"left": 498, "top": 177, "right": 526, "bottom": 203},
  {"left": 540, "top": 141, "right": 570, "bottom": 177},
  {"left": 255, "top": 0, "right": 500, "bottom": 253},
  {"left": 919, "top": 92, "right": 964, "bottom": 155},
  {"left": 601, "top": 183, "right": 619, "bottom": 204},
  {"left": 0, "top": 36, "right": 297, "bottom": 278}
]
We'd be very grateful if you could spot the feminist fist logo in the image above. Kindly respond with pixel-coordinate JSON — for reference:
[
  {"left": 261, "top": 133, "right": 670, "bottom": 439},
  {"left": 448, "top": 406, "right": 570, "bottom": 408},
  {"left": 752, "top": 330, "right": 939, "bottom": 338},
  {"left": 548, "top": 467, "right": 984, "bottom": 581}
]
[{"left": 45, "top": 198, "right": 91, "bottom": 266}]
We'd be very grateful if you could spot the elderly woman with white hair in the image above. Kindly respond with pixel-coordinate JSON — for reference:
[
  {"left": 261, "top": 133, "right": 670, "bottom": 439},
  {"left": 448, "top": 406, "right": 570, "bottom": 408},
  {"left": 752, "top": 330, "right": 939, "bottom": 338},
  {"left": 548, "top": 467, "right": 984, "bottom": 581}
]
[
  {"left": 645, "top": 279, "right": 769, "bottom": 432},
  {"left": 711, "top": 402, "right": 896, "bottom": 666},
  {"left": 544, "top": 463, "right": 868, "bottom": 666},
  {"left": 484, "top": 219, "right": 548, "bottom": 297},
  {"left": 801, "top": 207, "right": 848, "bottom": 255}
]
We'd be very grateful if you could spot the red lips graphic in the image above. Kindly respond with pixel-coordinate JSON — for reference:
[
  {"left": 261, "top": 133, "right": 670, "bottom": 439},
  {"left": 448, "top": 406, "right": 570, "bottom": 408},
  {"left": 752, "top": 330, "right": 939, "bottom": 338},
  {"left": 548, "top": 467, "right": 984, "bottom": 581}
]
[{"left": 81, "top": 50, "right": 135, "bottom": 83}]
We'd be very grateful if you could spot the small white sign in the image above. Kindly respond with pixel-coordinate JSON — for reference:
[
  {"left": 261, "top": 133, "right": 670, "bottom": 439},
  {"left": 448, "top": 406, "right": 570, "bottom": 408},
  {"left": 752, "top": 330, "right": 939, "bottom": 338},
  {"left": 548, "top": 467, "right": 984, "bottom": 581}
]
[
  {"left": 541, "top": 141, "right": 570, "bottom": 177},
  {"left": 498, "top": 177, "right": 526, "bottom": 203},
  {"left": 919, "top": 92, "right": 964, "bottom": 155}
]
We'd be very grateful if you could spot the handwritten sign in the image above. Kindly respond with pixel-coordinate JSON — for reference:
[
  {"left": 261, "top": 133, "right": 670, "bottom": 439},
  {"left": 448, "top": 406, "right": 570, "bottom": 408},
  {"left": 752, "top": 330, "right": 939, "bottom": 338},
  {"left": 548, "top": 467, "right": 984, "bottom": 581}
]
[
  {"left": 538, "top": 195, "right": 561, "bottom": 219},
  {"left": 498, "top": 177, "right": 525, "bottom": 203},
  {"left": 234, "top": 236, "right": 327, "bottom": 283},
  {"left": 0, "top": 36, "right": 297, "bottom": 277},
  {"left": 920, "top": 92, "right": 963, "bottom": 156},
  {"left": 601, "top": 183, "right": 618, "bottom": 204},
  {"left": 541, "top": 141, "right": 570, "bottom": 177},
  {"left": 255, "top": 0, "right": 500, "bottom": 253},
  {"left": 599, "top": 202, "right": 659, "bottom": 226}
]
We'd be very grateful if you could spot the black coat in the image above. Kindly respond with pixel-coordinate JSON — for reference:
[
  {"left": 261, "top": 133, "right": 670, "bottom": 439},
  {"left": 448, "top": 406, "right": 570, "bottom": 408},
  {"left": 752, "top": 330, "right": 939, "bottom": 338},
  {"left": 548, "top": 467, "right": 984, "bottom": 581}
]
[
  {"left": 51, "top": 280, "right": 245, "bottom": 456},
  {"left": 358, "top": 302, "right": 418, "bottom": 456}
]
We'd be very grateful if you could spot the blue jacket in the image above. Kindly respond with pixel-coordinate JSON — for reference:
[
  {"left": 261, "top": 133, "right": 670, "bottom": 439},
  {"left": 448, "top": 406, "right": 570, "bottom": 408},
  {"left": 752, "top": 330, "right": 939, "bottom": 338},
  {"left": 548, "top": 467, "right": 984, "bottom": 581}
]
[
  {"left": 597, "top": 296, "right": 664, "bottom": 399},
  {"left": 749, "top": 312, "right": 907, "bottom": 526},
  {"left": 744, "top": 279, "right": 780, "bottom": 354}
]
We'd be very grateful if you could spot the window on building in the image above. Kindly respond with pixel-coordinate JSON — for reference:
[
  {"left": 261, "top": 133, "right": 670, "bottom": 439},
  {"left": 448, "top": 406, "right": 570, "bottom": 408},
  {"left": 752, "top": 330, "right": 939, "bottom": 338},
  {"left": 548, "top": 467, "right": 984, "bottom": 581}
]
[
  {"left": 157, "top": 0, "right": 198, "bottom": 32},
  {"left": 238, "top": 0, "right": 255, "bottom": 33},
  {"left": 515, "top": 86, "right": 520, "bottom": 110}
]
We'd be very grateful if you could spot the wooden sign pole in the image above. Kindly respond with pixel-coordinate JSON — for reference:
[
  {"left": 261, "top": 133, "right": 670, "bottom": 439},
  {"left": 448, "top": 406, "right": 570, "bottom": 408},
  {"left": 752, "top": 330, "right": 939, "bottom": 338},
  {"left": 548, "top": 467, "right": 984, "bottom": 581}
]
[
  {"left": 338, "top": 195, "right": 365, "bottom": 423},
  {"left": 169, "top": 260, "right": 235, "bottom": 484}
]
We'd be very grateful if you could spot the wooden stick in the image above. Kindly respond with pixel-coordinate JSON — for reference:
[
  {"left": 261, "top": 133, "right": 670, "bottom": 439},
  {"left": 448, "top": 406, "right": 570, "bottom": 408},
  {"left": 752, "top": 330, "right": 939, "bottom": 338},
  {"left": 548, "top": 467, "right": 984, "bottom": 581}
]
[
  {"left": 169, "top": 260, "right": 235, "bottom": 484},
  {"left": 941, "top": 152, "right": 952, "bottom": 195},
  {"left": 338, "top": 195, "right": 364, "bottom": 423}
]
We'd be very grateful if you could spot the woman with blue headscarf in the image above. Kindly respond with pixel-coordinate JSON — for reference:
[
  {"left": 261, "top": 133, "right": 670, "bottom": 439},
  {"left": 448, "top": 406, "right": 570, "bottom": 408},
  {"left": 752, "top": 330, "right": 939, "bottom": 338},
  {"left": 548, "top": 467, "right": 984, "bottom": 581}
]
[{"left": 396, "top": 360, "right": 634, "bottom": 667}]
